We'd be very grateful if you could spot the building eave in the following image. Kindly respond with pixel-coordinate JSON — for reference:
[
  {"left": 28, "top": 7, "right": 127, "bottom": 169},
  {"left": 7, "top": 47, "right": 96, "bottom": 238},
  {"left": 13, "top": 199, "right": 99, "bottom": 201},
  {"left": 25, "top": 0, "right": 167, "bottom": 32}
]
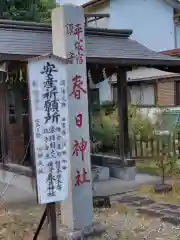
[
  {"left": 82, "top": 0, "right": 108, "bottom": 8},
  {"left": 82, "top": 0, "right": 180, "bottom": 11},
  {"left": 0, "top": 19, "right": 51, "bottom": 31},
  {"left": 0, "top": 19, "right": 133, "bottom": 37},
  {"left": 161, "top": 48, "right": 180, "bottom": 56},
  {"left": 164, "top": 0, "right": 180, "bottom": 11},
  {"left": 27, "top": 53, "right": 72, "bottom": 64},
  {"left": 109, "top": 74, "right": 180, "bottom": 83}
]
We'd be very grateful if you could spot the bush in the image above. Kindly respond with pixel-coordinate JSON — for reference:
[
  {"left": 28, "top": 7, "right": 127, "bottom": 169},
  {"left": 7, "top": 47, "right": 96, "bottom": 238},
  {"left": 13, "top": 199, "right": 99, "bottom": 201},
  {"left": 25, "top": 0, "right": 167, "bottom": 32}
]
[
  {"left": 91, "top": 109, "right": 118, "bottom": 152},
  {"left": 100, "top": 101, "right": 116, "bottom": 115},
  {"left": 91, "top": 104, "right": 180, "bottom": 153},
  {"left": 91, "top": 104, "right": 156, "bottom": 153},
  {"left": 128, "top": 105, "right": 154, "bottom": 141}
]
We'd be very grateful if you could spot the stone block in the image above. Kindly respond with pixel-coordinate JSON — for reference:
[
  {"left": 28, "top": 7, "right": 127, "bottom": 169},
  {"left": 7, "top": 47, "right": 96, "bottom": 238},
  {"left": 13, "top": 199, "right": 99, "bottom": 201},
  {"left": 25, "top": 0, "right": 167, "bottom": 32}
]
[
  {"left": 57, "top": 222, "right": 106, "bottom": 239},
  {"left": 109, "top": 165, "right": 136, "bottom": 181},
  {"left": 93, "top": 196, "right": 111, "bottom": 208},
  {"left": 91, "top": 165, "right": 110, "bottom": 182},
  {"left": 91, "top": 154, "right": 135, "bottom": 167}
]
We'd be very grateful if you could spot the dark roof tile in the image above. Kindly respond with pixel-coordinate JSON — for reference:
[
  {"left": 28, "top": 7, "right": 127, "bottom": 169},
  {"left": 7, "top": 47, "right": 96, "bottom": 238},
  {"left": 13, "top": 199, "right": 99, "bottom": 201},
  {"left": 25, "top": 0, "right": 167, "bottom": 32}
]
[{"left": 0, "top": 21, "right": 179, "bottom": 71}]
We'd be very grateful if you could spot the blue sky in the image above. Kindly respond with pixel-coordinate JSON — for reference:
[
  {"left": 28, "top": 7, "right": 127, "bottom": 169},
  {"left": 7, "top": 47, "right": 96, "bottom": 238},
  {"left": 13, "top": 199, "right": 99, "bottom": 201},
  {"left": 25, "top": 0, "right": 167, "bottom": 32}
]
[{"left": 56, "top": 0, "right": 89, "bottom": 5}]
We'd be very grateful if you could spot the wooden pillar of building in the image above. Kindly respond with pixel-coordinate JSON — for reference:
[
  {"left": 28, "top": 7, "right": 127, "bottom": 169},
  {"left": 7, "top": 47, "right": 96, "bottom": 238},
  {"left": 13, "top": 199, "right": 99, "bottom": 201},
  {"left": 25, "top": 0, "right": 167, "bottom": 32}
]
[
  {"left": 0, "top": 79, "right": 9, "bottom": 162},
  {"left": 14, "top": 85, "right": 23, "bottom": 126},
  {"left": 87, "top": 70, "right": 92, "bottom": 141},
  {"left": 117, "top": 67, "right": 130, "bottom": 162},
  {"left": 7, "top": 62, "right": 25, "bottom": 164}
]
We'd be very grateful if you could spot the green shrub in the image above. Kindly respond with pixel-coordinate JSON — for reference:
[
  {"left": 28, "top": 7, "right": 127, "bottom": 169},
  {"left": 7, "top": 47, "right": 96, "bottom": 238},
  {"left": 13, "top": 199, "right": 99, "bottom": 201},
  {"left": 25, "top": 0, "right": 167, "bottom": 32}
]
[
  {"left": 91, "top": 109, "right": 118, "bottom": 152},
  {"left": 91, "top": 104, "right": 163, "bottom": 152},
  {"left": 128, "top": 104, "right": 154, "bottom": 141},
  {"left": 100, "top": 101, "right": 116, "bottom": 115}
]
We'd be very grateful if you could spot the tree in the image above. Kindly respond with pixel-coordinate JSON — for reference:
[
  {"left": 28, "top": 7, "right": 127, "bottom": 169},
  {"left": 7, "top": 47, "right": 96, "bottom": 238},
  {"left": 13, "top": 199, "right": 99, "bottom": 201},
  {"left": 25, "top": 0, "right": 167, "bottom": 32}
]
[
  {"left": 0, "top": 0, "right": 56, "bottom": 22},
  {"left": 153, "top": 132, "right": 176, "bottom": 193}
]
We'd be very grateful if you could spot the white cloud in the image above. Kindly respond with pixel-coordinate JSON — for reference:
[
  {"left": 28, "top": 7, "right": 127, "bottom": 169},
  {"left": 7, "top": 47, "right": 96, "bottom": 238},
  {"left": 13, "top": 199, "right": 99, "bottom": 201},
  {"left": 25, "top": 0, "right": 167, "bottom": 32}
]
[{"left": 56, "top": 0, "right": 89, "bottom": 6}]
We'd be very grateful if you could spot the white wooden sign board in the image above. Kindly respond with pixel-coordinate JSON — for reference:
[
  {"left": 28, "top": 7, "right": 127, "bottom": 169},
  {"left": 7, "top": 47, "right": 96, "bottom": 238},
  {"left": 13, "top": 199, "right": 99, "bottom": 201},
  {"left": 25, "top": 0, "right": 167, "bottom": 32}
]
[{"left": 27, "top": 55, "right": 69, "bottom": 204}]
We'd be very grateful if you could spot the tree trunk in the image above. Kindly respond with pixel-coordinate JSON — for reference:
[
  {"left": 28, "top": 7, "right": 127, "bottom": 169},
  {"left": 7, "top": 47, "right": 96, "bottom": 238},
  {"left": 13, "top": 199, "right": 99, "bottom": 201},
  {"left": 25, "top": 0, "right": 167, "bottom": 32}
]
[{"left": 161, "top": 157, "right": 165, "bottom": 185}]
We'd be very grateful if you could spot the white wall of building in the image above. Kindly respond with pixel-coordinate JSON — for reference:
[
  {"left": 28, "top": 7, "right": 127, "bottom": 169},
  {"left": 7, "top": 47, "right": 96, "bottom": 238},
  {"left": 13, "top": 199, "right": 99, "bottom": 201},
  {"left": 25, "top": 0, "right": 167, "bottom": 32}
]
[
  {"left": 109, "top": 0, "right": 175, "bottom": 52},
  {"left": 87, "top": 0, "right": 177, "bottom": 104},
  {"left": 87, "top": 0, "right": 175, "bottom": 51},
  {"left": 89, "top": 78, "right": 112, "bottom": 104},
  {"left": 98, "top": 79, "right": 112, "bottom": 104}
]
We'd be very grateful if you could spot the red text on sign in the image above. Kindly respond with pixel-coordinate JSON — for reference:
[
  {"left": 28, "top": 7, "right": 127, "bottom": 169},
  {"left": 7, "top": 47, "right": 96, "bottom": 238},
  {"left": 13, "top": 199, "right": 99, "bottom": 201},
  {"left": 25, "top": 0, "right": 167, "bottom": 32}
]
[
  {"left": 70, "top": 75, "right": 86, "bottom": 99},
  {"left": 75, "top": 168, "right": 90, "bottom": 186},
  {"left": 74, "top": 24, "right": 83, "bottom": 40},
  {"left": 75, "top": 113, "right": 83, "bottom": 128},
  {"left": 72, "top": 138, "right": 87, "bottom": 161},
  {"left": 75, "top": 39, "right": 84, "bottom": 52}
]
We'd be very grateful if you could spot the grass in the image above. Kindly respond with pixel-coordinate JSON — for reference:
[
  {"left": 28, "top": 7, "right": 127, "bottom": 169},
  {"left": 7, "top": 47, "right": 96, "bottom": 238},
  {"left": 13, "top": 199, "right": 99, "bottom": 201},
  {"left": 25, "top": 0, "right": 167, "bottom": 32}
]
[
  {"left": 0, "top": 201, "right": 155, "bottom": 240},
  {"left": 135, "top": 158, "right": 180, "bottom": 205},
  {"left": 136, "top": 158, "right": 180, "bottom": 178},
  {"left": 136, "top": 183, "right": 180, "bottom": 205},
  {"left": 0, "top": 199, "right": 179, "bottom": 239},
  {"left": 136, "top": 161, "right": 159, "bottom": 176}
]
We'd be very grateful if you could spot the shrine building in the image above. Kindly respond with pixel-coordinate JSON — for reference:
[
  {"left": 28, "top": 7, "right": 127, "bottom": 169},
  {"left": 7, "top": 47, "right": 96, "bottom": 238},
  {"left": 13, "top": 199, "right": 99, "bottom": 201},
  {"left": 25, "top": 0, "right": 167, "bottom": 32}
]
[{"left": 0, "top": 17, "right": 179, "bottom": 177}]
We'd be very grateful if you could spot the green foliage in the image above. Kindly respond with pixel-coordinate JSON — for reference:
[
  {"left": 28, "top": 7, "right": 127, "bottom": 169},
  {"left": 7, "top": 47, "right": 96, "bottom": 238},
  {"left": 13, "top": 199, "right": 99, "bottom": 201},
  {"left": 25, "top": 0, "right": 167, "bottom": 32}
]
[
  {"left": 136, "top": 162, "right": 160, "bottom": 176},
  {"left": 91, "top": 103, "right": 180, "bottom": 183},
  {"left": 0, "top": 0, "right": 56, "bottom": 22},
  {"left": 100, "top": 101, "right": 116, "bottom": 115},
  {"left": 91, "top": 104, "right": 155, "bottom": 152},
  {"left": 138, "top": 157, "right": 178, "bottom": 184},
  {"left": 91, "top": 109, "right": 118, "bottom": 152},
  {"left": 128, "top": 105, "right": 154, "bottom": 141},
  {"left": 91, "top": 103, "right": 180, "bottom": 158},
  {"left": 137, "top": 134, "right": 178, "bottom": 183}
]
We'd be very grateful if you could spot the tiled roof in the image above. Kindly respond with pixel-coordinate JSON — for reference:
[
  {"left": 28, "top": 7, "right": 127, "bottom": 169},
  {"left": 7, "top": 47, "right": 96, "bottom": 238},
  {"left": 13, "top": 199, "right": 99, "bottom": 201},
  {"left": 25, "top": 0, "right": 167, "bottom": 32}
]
[
  {"left": 86, "top": 29, "right": 180, "bottom": 70},
  {"left": 86, "top": 32, "right": 179, "bottom": 62},
  {"left": 0, "top": 21, "right": 179, "bottom": 72}
]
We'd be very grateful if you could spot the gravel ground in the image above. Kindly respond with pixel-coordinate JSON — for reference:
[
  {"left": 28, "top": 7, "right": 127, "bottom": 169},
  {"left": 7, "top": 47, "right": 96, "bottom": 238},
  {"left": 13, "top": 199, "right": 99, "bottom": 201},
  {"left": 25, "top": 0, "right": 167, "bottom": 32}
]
[
  {"left": 0, "top": 203, "right": 45, "bottom": 240},
  {"left": 1, "top": 201, "right": 180, "bottom": 239},
  {"left": 91, "top": 202, "right": 180, "bottom": 239}
]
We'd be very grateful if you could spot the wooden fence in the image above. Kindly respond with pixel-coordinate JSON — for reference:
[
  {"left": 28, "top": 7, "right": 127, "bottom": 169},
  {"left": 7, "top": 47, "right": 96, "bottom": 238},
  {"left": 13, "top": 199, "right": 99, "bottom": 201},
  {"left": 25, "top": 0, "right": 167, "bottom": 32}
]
[{"left": 130, "top": 135, "right": 180, "bottom": 159}]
